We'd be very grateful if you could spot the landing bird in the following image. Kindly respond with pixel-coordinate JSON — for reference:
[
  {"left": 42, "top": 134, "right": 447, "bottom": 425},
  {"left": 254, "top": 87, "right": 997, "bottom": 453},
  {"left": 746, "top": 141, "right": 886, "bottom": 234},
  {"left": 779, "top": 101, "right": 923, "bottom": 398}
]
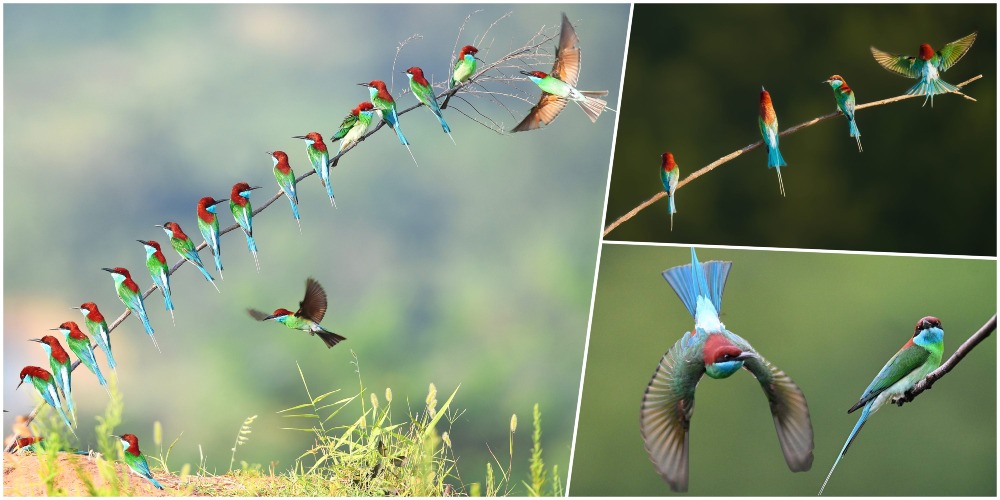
[
  {"left": 293, "top": 132, "right": 336, "bottom": 207},
  {"left": 824, "top": 75, "right": 862, "bottom": 152},
  {"left": 230, "top": 182, "right": 262, "bottom": 272},
  {"left": 17, "top": 366, "right": 76, "bottom": 435},
  {"left": 138, "top": 240, "right": 175, "bottom": 324},
  {"left": 759, "top": 86, "right": 788, "bottom": 196},
  {"left": 29, "top": 336, "right": 76, "bottom": 425},
  {"left": 511, "top": 13, "right": 610, "bottom": 132},
  {"left": 871, "top": 32, "right": 977, "bottom": 107},
  {"left": 156, "top": 221, "right": 220, "bottom": 292},
  {"left": 103, "top": 266, "right": 160, "bottom": 351},
  {"left": 330, "top": 102, "right": 376, "bottom": 167},
  {"left": 113, "top": 433, "right": 164, "bottom": 490},
  {"left": 818, "top": 316, "right": 944, "bottom": 495},
  {"left": 73, "top": 302, "right": 115, "bottom": 373},
  {"left": 660, "top": 152, "right": 680, "bottom": 231},
  {"left": 196, "top": 196, "right": 226, "bottom": 280},
  {"left": 359, "top": 80, "right": 418, "bottom": 167},
  {"left": 442, "top": 44, "right": 479, "bottom": 109},
  {"left": 269, "top": 151, "right": 301, "bottom": 232},
  {"left": 641, "top": 248, "right": 813, "bottom": 492},
  {"left": 405, "top": 66, "right": 455, "bottom": 144},
  {"left": 52, "top": 321, "right": 111, "bottom": 397},
  {"left": 248, "top": 277, "right": 346, "bottom": 348}
]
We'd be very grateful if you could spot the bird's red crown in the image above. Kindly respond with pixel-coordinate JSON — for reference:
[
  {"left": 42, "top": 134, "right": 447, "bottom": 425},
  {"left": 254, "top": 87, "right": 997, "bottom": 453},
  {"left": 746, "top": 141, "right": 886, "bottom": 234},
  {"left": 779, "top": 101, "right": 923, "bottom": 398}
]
[
  {"left": 759, "top": 89, "right": 776, "bottom": 123},
  {"left": 20, "top": 366, "right": 50, "bottom": 382},
  {"left": 119, "top": 433, "right": 141, "bottom": 455},
  {"left": 79, "top": 302, "right": 105, "bottom": 323},
  {"left": 406, "top": 67, "right": 430, "bottom": 86},
  {"left": 918, "top": 43, "right": 935, "bottom": 61},
  {"left": 661, "top": 152, "right": 677, "bottom": 172},
  {"left": 197, "top": 197, "right": 218, "bottom": 223},
  {"left": 459, "top": 45, "right": 479, "bottom": 58}
]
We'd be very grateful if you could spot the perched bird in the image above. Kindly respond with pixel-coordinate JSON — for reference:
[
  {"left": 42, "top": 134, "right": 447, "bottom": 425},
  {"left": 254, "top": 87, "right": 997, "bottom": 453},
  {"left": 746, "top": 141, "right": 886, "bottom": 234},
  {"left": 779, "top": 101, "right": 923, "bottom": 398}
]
[
  {"left": 29, "top": 337, "right": 76, "bottom": 425},
  {"left": 293, "top": 132, "right": 336, "bottom": 207},
  {"left": 12, "top": 436, "right": 89, "bottom": 455},
  {"left": 73, "top": 302, "right": 115, "bottom": 373},
  {"left": 230, "top": 182, "right": 262, "bottom": 272},
  {"left": 113, "top": 433, "right": 164, "bottom": 490},
  {"left": 248, "top": 278, "right": 347, "bottom": 348},
  {"left": 138, "top": 240, "right": 174, "bottom": 324},
  {"left": 156, "top": 222, "right": 220, "bottom": 292},
  {"left": 330, "top": 102, "right": 376, "bottom": 167},
  {"left": 818, "top": 316, "right": 944, "bottom": 495},
  {"left": 824, "top": 75, "right": 862, "bottom": 152},
  {"left": 450, "top": 45, "right": 479, "bottom": 89},
  {"left": 17, "top": 366, "right": 76, "bottom": 435},
  {"left": 441, "top": 44, "right": 479, "bottom": 109},
  {"left": 103, "top": 267, "right": 160, "bottom": 351},
  {"left": 52, "top": 321, "right": 111, "bottom": 397},
  {"left": 269, "top": 151, "right": 301, "bottom": 232},
  {"left": 759, "top": 86, "right": 788, "bottom": 196},
  {"left": 660, "top": 152, "right": 680, "bottom": 231},
  {"left": 359, "top": 80, "right": 418, "bottom": 167},
  {"left": 641, "top": 248, "right": 813, "bottom": 492},
  {"left": 871, "top": 32, "right": 977, "bottom": 107},
  {"left": 405, "top": 66, "right": 455, "bottom": 144},
  {"left": 512, "top": 13, "right": 609, "bottom": 132},
  {"left": 196, "top": 196, "right": 226, "bottom": 280}
]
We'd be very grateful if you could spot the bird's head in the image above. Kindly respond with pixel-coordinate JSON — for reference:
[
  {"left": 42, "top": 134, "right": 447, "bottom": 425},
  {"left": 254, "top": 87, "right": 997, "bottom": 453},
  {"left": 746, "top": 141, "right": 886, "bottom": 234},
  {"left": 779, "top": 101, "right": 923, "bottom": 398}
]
[
  {"left": 404, "top": 66, "right": 423, "bottom": 78},
  {"left": 292, "top": 132, "right": 324, "bottom": 146},
  {"left": 356, "top": 102, "right": 375, "bottom": 115},
  {"left": 102, "top": 267, "right": 132, "bottom": 281},
  {"left": 264, "top": 308, "right": 294, "bottom": 322},
  {"left": 156, "top": 221, "right": 183, "bottom": 239},
  {"left": 18, "top": 366, "right": 47, "bottom": 389},
  {"left": 520, "top": 70, "right": 548, "bottom": 81},
  {"left": 913, "top": 316, "right": 944, "bottom": 345},
  {"left": 231, "top": 182, "right": 260, "bottom": 200},
  {"left": 703, "top": 335, "right": 755, "bottom": 379},
  {"left": 918, "top": 43, "right": 935, "bottom": 61},
  {"left": 661, "top": 152, "right": 677, "bottom": 172},
  {"left": 49, "top": 322, "right": 74, "bottom": 335},
  {"left": 30, "top": 335, "right": 62, "bottom": 354},
  {"left": 268, "top": 150, "right": 289, "bottom": 167},
  {"left": 114, "top": 433, "right": 141, "bottom": 454},
  {"left": 137, "top": 239, "right": 161, "bottom": 253},
  {"left": 459, "top": 45, "right": 479, "bottom": 60},
  {"left": 824, "top": 74, "right": 845, "bottom": 88},
  {"left": 197, "top": 196, "right": 225, "bottom": 218}
]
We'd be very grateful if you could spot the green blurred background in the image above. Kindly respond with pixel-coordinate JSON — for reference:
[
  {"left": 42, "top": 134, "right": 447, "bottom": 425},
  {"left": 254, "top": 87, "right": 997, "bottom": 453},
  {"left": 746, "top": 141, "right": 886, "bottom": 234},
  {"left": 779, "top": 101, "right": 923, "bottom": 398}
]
[
  {"left": 3, "top": 3, "right": 628, "bottom": 488},
  {"left": 570, "top": 244, "right": 996, "bottom": 495},
  {"left": 605, "top": 4, "right": 996, "bottom": 256}
]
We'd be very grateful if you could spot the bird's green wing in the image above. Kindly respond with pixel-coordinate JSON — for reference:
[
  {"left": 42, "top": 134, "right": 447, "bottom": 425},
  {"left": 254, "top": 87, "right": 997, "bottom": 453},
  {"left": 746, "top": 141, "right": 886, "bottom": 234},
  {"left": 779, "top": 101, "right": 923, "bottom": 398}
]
[
  {"left": 870, "top": 47, "right": 920, "bottom": 78},
  {"left": 640, "top": 333, "right": 704, "bottom": 492},
  {"left": 247, "top": 308, "right": 270, "bottom": 321},
  {"left": 741, "top": 354, "right": 815, "bottom": 472},
  {"left": 332, "top": 113, "right": 359, "bottom": 141},
  {"left": 849, "top": 342, "right": 929, "bottom": 412},
  {"left": 551, "top": 13, "right": 582, "bottom": 87},
  {"left": 298, "top": 278, "right": 328, "bottom": 323},
  {"left": 937, "top": 32, "right": 977, "bottom": 72}
]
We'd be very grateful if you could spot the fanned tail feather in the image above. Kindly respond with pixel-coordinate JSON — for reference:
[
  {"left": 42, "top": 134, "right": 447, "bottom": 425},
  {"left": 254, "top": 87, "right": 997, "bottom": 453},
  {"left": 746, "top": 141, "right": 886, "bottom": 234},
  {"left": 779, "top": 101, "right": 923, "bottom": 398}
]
[
  {"left": 661, "top": 247, "right": 732, "bottom": 319},
  {"left": 575, "top": 92, "right": 609, "bottom": 123},
  {"left": 767, "top": 144, "right": 786, "bottom": 169},
  {"left": 819, "top": 403, "right": 872, "bottom": 495},
  {"left": 907, "top": 78, "right": 960, "bottom": 108}
]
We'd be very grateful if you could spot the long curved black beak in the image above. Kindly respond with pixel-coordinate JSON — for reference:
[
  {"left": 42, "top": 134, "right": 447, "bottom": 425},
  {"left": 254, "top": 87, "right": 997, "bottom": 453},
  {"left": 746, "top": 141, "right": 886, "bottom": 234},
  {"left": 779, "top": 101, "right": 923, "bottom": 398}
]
[
  {"left": 735, "top": 351, "right": 757, "bottom": 361},
  {"left": 262, "top": 314, "right": 276, "bottom": 321},
  {"left": 357, "top": 82, "right": 371, "bottom": 87},
  {"left": 101, "top": 267, "right": 116, "bottom": 274},
  {"left": 519, "top": 70, "right": 532, "bottom": 76},
  {"left": 292, "top": 135, "right": 307, "bottom": 140},
  {"left": 28, "top": 338, "right": 44, "bottom": 343}
]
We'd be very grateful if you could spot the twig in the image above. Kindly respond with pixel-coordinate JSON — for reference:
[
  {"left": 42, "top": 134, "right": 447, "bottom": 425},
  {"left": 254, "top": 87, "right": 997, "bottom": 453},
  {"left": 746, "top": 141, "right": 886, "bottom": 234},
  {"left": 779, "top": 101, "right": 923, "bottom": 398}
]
[
  {"left": 8, "top": 14, "right": 566, "bottom": 448},
  {"left": 895, "top": 313, "right": 996, "bottom": 406},
  {"left": 602, "top": 74, "right": 984, "bottom": 238}
]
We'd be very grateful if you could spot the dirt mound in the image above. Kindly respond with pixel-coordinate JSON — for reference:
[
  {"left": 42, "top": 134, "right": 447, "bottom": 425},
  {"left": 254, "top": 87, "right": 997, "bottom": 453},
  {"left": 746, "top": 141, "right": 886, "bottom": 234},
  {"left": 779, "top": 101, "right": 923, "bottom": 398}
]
[{"left": 4, "top": 452, "right": 172, "bottom": 496}]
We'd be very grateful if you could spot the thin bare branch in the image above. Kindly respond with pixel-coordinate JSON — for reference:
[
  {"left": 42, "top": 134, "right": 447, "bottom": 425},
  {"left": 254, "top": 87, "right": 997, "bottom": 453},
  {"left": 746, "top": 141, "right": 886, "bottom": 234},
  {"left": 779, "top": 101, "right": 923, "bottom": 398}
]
[
  {"left": 602, "top": 74, "right": 984, "bottom": 238},
  {"left": 894, "top": 313, "right": 996, "bottom": 406}
]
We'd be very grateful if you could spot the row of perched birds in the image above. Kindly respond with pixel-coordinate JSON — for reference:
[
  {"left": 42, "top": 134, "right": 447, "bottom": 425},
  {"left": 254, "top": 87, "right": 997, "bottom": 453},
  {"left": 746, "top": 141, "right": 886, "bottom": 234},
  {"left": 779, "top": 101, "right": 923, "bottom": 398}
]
[
  {"left": 10, "top": 12, "right": 614, "bottom": 491},
  {"left": 658, "top": 31, "right": 977, "bottom": 229}
]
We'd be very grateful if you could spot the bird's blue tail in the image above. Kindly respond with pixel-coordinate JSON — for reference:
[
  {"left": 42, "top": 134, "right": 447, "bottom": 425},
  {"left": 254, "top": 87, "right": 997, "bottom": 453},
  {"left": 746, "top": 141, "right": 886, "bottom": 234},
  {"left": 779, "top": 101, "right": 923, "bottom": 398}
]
[
  {"left": 767, "top": 143, "right": 786, "bottom": 169},
  {"left": 819, "top": 402, "right": 872, "bottom": 495},
  {"left": 246, "top": 233, "right": 261, "bottom": 272},
  {"left": 212, "top": 248, "right": 224, "bottom": 280},
  {"left": 847, "top": 118, "right": 860, "bottom": 139},
  {"left": 163, "top": 288, "right": 174, "bottom": 313},
  {"left": 907, "top": 78, "right": 960, "bottom": 108},
  {"left": 101, "top": 341, "right": 117, "bottom": 371},
  {"left": 393, "top": 124, "right": 410, "bottom": 145},
  {"left": 135, "top": 303, "right": 154, "bottom": 335},
  {"left": 148, "top": 476, "right": 165, "bottom": 490},
  {"left": 667, "top": 194, "right": 676, "bottom": 231},
  {"left": 661, "top": 247, "right": 732, "bottom": 319}
]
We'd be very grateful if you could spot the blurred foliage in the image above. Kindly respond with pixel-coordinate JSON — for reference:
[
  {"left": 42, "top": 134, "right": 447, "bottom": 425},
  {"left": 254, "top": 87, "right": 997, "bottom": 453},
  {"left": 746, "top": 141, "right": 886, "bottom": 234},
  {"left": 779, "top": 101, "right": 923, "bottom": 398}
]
[
  {"left": 606, "top": 4, "right": 996, "bottom": 256},
  {"left": 571, "top": 244, "right": 996, "bottom": 495},
  {"left": 3, "top": 3, "right": 628, "bottom": 484}
]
